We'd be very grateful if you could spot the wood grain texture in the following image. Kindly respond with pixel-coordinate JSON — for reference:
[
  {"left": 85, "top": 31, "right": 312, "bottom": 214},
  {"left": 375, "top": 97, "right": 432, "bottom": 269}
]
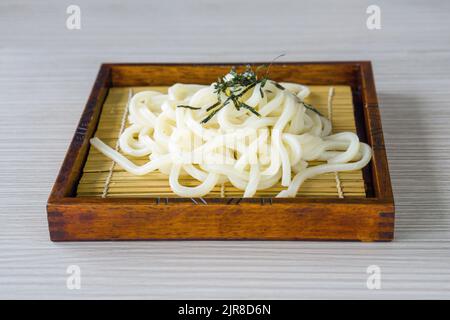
[
  {"left": 48, "top": 202, "right": 394, "bottom": 241},
  {"left": 1, "top": 0, "right": 450, "bottom": 299}
]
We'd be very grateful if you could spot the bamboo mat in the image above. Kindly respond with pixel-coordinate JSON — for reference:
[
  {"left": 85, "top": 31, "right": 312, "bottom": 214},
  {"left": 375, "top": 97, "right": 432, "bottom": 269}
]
[{"left": 77, "top": 85, "right": 366, "bottom": 198}]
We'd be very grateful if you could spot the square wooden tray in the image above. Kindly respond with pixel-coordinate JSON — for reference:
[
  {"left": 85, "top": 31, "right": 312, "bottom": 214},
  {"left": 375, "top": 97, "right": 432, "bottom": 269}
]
[{"left": 47, "top": 62, "right": 394, "bottom": 241}]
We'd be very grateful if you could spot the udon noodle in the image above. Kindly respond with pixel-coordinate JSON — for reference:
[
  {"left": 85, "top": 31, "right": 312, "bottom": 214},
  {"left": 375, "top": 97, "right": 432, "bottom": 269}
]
[{"left": 90, "top": 72, "right": 372, "bottom": 198}]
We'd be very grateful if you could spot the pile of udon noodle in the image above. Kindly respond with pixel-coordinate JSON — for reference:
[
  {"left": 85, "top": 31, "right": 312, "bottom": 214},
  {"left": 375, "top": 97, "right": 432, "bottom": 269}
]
[{"left": 91, "top": 70, "right": 372, "bottom": 198}]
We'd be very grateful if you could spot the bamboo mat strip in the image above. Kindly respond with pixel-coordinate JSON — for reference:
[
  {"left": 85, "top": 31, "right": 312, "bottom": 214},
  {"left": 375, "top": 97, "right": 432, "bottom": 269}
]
[
  {"left": 327, "top": 87, "right": 345, "bottom": 199},
  {"left": 77, "top": 85, "right": 366, "bottom": 198}
]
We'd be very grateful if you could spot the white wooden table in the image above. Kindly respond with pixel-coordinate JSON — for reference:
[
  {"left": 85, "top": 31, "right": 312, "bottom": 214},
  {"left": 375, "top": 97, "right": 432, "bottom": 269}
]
[{"left": 1, "top": 0, "right": 449, "bottom": 299}]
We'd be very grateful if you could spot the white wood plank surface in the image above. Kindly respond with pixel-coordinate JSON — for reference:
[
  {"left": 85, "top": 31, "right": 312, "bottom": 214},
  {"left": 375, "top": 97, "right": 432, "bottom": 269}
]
[{"left": 0, "top": 0, "right": 449, "bottom": 299}]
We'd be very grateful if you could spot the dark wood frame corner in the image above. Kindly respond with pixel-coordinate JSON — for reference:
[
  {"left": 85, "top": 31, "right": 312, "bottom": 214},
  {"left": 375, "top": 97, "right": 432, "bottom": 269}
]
[{"left": 47, "top": 61, "right": 394, "bottom": 242}]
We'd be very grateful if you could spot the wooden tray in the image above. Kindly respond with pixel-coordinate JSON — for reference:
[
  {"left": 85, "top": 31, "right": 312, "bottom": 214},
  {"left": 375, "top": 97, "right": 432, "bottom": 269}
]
[{"left": 47, "top": 62, "right": 395, "bottom": 241}]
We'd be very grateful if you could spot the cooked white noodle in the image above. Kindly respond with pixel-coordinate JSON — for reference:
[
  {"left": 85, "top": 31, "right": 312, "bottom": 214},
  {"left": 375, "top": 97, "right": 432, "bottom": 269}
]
[{"left": 90, "top": 73, "right": 372, "bottom": 198}]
